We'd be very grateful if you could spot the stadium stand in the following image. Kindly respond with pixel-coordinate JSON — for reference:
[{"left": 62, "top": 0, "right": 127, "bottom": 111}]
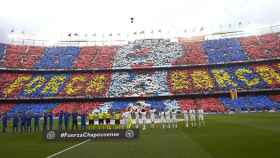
[
  {"left": 74, "top": 46, "right": 117, "bottom": 69},
  {"left": 0, "top": 43, "right": 5, "bottom": 61},
  {"left": 220, "top": 95, "right": 279, "bottom": 110},
  {"left": 0, "top": 62, "right": 279, "bottom": 99},
  {"left": 7, "top": 103, "right": 58, "bottom": 116},
  {"left": 52, "top": 102, "right": 102, "bottom": 115},
  {"left": 112, "top": 39, "right": 184, "bottom": 69},
  {"left": 239, "top": 33, "right": 280, "bottom": 60},
  {"left": 0, "top": 33, "right": 279, "bottom": 69},
  {"left": 174, "top": 41, "right": 208, "bottom": 65},
  {"left": 1, "top": 32, "right": 280, "bottom": 113},
  {"left": 34, "top": 47, "right": 80, "bottom": 69},
  {"left": 3, "top": 94, "right": 280, "bottom": 116},
  {"left": 3, "top": 45, "right": 44, "bottom": 69},
  {"left": 202, "top": 38, "right": 249, "bottom": 63},
  {"left": 0, "top": 103, "right": 15, "bottom": 114}
]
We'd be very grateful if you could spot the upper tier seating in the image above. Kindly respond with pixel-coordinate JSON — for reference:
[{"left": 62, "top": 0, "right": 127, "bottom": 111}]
[
  {"left": 3, "top": 45, "right": 44, "bottom": 69},
  {"left": 240, "top": 33, "right": 280, "bottom": 59},
  {"left": 0, "top": 43, "right": 5, "bottom": 62},
  {"left": 202, "top": 38, "right": 249, "bottom": 63},
  {"left": 74, "top": 46, "right": 117, "bottom": 69},
  {"left": 113, "top": 39, "right": 184, "bottom": 69},
  {"left": 174, "top": 41, "right": 208, "bottom": 65},
  {"left": 34, "top": 47, "right": 80, "bottom": 69},
  {"left": 0, "top": 33, "right": 279, "bottom": 69}
]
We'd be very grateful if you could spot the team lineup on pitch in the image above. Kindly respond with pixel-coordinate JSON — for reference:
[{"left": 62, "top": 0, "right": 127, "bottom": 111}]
[{"left": 1, "top": 112, "right": 279, "bottom": 158}]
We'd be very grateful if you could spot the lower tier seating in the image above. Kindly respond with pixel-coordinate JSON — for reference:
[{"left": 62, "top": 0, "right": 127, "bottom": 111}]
[{"left": 2, "top": 95, "right": 280, "bottom": 116}]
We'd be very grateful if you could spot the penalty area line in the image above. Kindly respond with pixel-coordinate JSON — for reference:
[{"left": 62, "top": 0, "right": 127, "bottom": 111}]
[{"left": 46, "top": 139, "right": 91, "bottom": 158}]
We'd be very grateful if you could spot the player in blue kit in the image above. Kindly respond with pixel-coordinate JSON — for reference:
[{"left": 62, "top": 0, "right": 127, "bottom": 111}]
[
  {"left": 43, "top": 111, "right": 48, "bottom": 131},
  {"left": 26, "top": 111, "right": 32, "bottom": 133},
  {"left": 80, "top": 112, "right": 87, "bottom": 130},
  {"left": 20, "top": 112, "right": 26, "bottom": 132},
  {"left": 58, "top": 111, "right": 64, "bottom": 131},
  {"left": 12, "top": 113, "right": 19, "bottom": 133},
  {"left": 64, "top": 111, "right": 69, "bottom": 131},
  {"left": 33, "top": 113, "right": 40, "bottom": 132},
  {"left": 48, "top": 111, "right": 53, "bottom": 130},
  {"left": 1, "top": 113, "right": 8, "bottom": 133},
  {"left": 72, "top": 111, "right": 78, "bottom": 130}
]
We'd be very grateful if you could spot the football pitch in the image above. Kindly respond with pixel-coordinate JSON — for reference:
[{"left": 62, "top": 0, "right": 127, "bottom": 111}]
[{"left": 0, "top": 112, "right": 280, "bottom": 158}]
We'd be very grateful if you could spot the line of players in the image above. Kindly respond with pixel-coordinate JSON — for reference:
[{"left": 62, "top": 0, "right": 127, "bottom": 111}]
[
  {"left": 119, "top": 107, "right": 205, "bottom": 130},
  {"left": 0, "top": 107, "right": 205, "bottom": 132}
]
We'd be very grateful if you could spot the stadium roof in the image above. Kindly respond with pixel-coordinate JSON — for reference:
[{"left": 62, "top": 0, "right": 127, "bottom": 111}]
[{"left": 0, "top": 0, "right": 280, "bottom": 43}]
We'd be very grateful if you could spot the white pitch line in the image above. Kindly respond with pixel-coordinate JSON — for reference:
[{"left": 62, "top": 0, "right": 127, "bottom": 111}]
[{"left": 46, "top": 139, "right": 90, "bottom": 158}]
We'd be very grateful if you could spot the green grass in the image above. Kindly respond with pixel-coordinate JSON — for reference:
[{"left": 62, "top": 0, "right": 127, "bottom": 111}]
[{"left": 0, "top": 112, "right": 280, "bottom": 158}]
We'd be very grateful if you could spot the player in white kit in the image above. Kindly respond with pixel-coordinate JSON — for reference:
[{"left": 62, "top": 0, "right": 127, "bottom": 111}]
[
  {"left": 190, "top": 109, "right": 196, "bottom": 127},
  {"left": 171, "top": 109, "right": 178, "bottom": 128},
  {"left": 149, "top": 108, "right": 156, "bottom": 128},
  {"left": 121, "top": 111, "right": 128, "bottom": 129},
  {"left": 160, "top": 110, "right": 166, "bottom": 128},
  {"left": 195, "top": 109, "right": 200, "bottom": 127},
  {"left": 165, "top": 110, "right": 171, "bottom": 128},
  {"left": 182, "top": 109, "right": 189, "bottom": 128},
  {"left": 140, "top": 109, "right": 147, "bottom": 130},
  {"left": 198, "top": 108, "right": 205, "bottom": 127},
  {"left": 134, "top": 109, "right": 140, "bottom": 129}
]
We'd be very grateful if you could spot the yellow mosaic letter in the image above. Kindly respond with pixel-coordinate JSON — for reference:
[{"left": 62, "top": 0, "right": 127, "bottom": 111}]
[
  {"left": 24, "top": 76, "right": 46, "bottom": 94},
  {"left": 235, "top": 68, "right": 260, "bottom": 87},
  {"left": 170, "top": 71, "right": 191, "bottom": 90},
  {"left": 42, "top": 75, "right": 66, "bottom": 94},
  {"left": 191, "top": 70, "right": 214, "bottom": 90},
  {"left": 212, "top": 69, "right": 237, "bottom": 88},
  {"left": 65, "top": 76, "right": 86, "bottom": 95},
  {"left": 3, "top": 75, "right": 31, "bottom": 96},
  {"left": 86, "top": 75, "right": 107, "bottom": 93},
  {"left": 255, "top": 66, "right": 280, "bottom": 85}
]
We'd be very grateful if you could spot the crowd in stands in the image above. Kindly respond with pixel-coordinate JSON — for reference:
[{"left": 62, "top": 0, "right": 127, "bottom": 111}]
[
  {"left": 0, "top": 61, "right": 279, "bottom": 98},
  {"left": 0, "top": 33, "right": 280, "bottom": 116},
  {"left": 240, "top": 34, "right": 280, "bottom": 59},
  {"left": 0, "top": 95, "right": 279, "bottom": 118},
  {"left": 0, "top": 33, "right": 279, "bottom": 70}
]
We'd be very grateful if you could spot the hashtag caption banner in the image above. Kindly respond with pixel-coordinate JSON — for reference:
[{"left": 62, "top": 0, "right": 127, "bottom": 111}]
[{"left": 43, "top": 129, "right": 139, "bottom": 141}]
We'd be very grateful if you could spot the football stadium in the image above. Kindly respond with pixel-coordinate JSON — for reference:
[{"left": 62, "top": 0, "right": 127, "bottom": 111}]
[{"left": 0, "top": 0, "right": 280, "bottom": 158}]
